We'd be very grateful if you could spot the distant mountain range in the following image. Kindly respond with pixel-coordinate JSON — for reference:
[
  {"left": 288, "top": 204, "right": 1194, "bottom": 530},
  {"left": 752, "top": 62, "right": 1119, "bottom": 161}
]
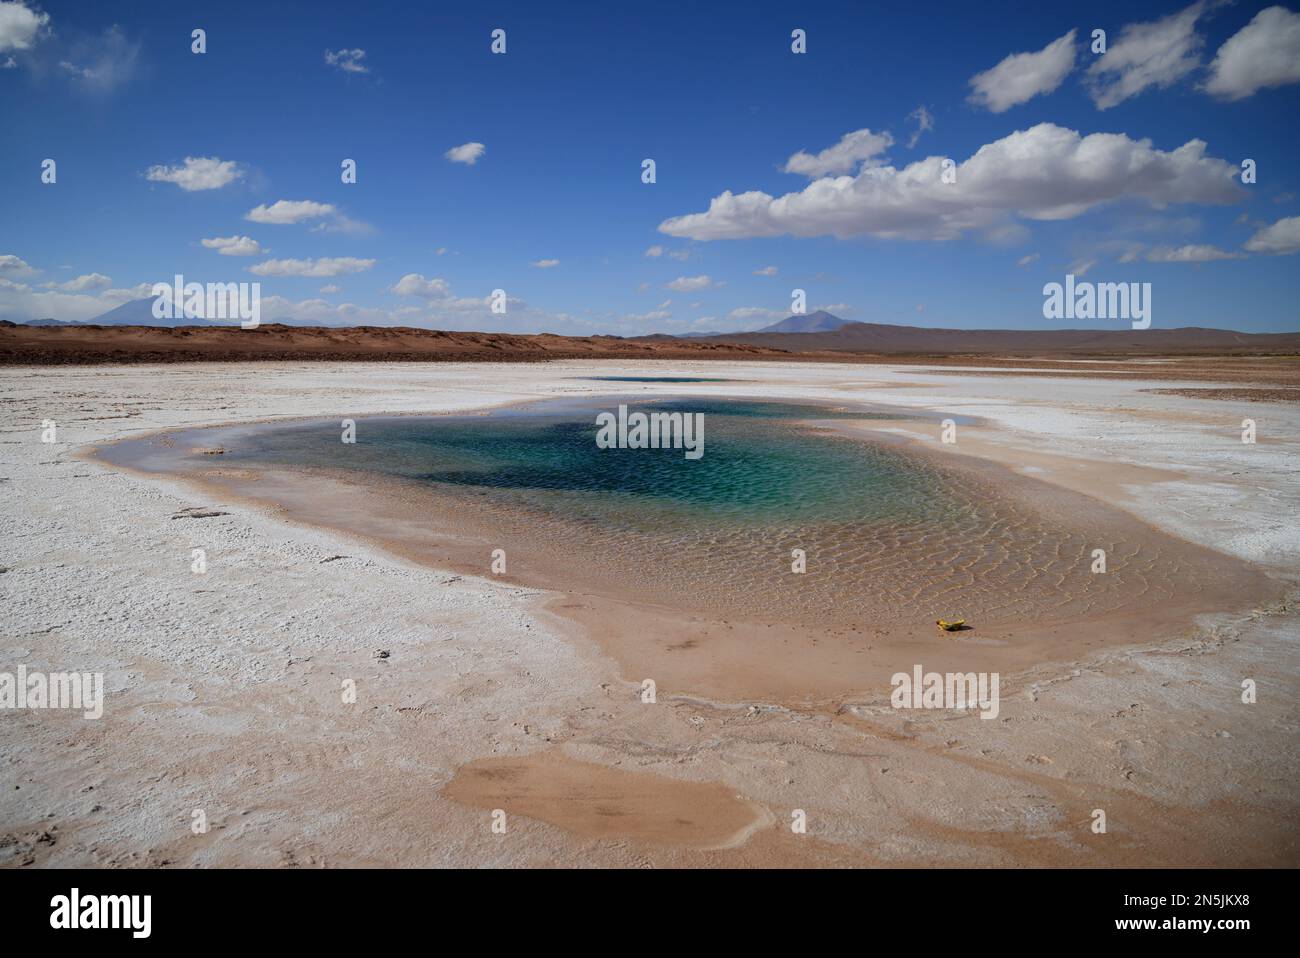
[
  {"left": 79, "top": 297, "right": 226, "bottom": 327},
  {"left": 678, "top": 309, "right": 851, "bottom": 338},
  {"left": 14, "top": 297, "right": 276, "bottom": 328},
  {"left": 751, "top": 310, "right": 851, "bottom": 334},
  {"left": 7, "top": 298, "right": 222, "bottom": 328},
  {"left": 9, "top": 304, "right": 1297, "bottom": 354},
  {"left": 674, "top": 313, "right": 1300, "bottom": 354},
  {"left": 4, "top": 314, "right": 1297, "bottom": 364}
]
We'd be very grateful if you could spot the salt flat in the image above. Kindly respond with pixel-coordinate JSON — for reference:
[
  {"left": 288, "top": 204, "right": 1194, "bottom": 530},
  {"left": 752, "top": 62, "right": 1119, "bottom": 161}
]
[{"left": 1, "top": 360, "right": 1296, "bottom": 867}]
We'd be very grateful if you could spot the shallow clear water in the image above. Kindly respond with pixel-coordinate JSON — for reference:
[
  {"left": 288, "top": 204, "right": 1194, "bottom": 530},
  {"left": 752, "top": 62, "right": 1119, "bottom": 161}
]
[
  {"left": 582, "top": 376, "right": 734, "bottom": 383},
  {"left": 176, "top": 396, "right": 1199, "bottom": 627}
]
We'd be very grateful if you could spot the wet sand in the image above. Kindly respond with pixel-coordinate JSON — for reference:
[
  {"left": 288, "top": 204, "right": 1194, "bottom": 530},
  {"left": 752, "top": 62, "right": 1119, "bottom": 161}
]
[{"left": 443, "top": 753, "right": 772, "bottom": 850}]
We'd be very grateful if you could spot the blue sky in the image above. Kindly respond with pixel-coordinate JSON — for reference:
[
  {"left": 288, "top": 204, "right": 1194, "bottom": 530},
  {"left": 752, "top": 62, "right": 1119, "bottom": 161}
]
[{"left": 2, "top": 0, "right": 1299, "bottom": 333}]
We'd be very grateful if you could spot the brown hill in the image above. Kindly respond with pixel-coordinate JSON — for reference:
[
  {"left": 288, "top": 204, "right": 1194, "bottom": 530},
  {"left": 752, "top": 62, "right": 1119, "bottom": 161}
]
[
  {"left": 3, "top": 322, "right": 1298, "bottom": 395},
  {"left": 0, "top": 322, "right": 795, "bottom": 365}
]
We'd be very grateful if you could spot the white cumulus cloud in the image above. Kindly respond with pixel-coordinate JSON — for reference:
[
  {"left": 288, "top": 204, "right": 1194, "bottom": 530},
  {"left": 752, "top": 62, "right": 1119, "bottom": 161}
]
[
  {"left": 659, "top": 123, "right": 1243, "bottom": 243},
  {"left": 100, "top": 283, "right": 156, "bottom": 302},
  {"left": 245, "top": 200, "right": 337, "bottom": 224},
  {"left": 145, "top": 156, "right": 243, "bottom": 191},
  {"left": 45, "top": 273, "right": 112, "bottom": 291},
  {"left": 0, "top": 1, "right": 48, "bottom": 52},
  {"left": 390, "top": 273, "right": 452, "bottom": 298},
  {"left": 1203, "top": 6, "right": 1300, "bottom": 101},
  {"left": 201, "top": 235, "right": 263, "bottom": 256},
  {"left": 0, "top": 253, "right": 35, "bottom": 275},
  {"left": 445, "top": 142, "right": 485, "bottom": 165},
  {"left": 1244, "top": 215, "right": 1300, "bottom": 255}
]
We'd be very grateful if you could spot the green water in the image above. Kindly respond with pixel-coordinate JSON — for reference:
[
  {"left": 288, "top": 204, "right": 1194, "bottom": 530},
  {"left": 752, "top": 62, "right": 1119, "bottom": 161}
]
[
  {"left": 217, "top": 398, "right": 954, "bottom": 526},
  {"left": 582, "top": 376, "right": 733, "bottom": 383}
]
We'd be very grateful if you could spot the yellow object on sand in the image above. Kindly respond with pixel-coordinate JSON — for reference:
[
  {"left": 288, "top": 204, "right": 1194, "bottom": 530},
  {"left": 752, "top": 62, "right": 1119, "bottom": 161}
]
[{"left": 936, "top": 618, "right": 965, "bottom": 632}]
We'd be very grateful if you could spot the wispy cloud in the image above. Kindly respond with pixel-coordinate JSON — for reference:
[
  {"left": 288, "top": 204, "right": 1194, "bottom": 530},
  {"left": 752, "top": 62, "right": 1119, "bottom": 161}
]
[
  {"left": 1086, "top": 2, "right": 1209, "bottom": 109},
  {"left": 59, "top": 24, "right": 141, "bottom": 94},
  {"left": 324, "top": 48, "right": 368, "bottom": 74},
  {"left": 310, "top": 214, "right": 375, "bottom": 236},
  {"left": 1145, "top": 243, "right": 1243, "bottom": 262},
  {"left": 249, "top": 257, "right": 375, "bottom": 277},
  {"left": 968, "top": 30, "right": 1076, "bottom": 112},
  {"left": 906, "top": 105, "right": 934, "bottom": 148},
  {"left": 644, "top": 244, "right": 689, "bottom": 260},
  {"left": 665, "top": 275, "right": 714, "bottom": 291},
  {"left": 783, "top": 129, "right": 893, "bottom": 177}
]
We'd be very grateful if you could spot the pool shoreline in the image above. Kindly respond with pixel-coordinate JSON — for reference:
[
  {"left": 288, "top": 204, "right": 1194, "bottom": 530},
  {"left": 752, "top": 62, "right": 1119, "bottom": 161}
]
[{"left": 86, "top": 394, "right": 1286, "bottom": 709}]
